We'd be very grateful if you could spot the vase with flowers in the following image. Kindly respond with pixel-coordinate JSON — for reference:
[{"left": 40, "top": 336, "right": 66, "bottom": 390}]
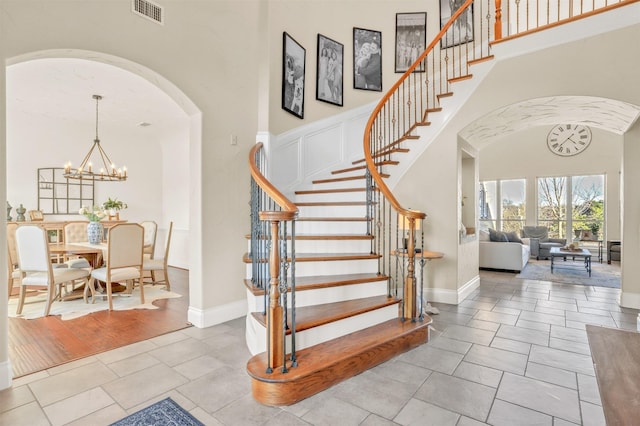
[{"left": 79, "top": 205, "right": 106, "bottom": 244}]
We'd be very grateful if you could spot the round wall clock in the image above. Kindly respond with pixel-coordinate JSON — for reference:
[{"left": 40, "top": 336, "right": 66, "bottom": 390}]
[{"left": 546, "top": 124, "right": 592, "bottom": 156}]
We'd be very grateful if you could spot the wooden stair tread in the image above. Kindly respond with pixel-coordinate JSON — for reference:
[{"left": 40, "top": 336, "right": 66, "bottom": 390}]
[
  {"left": 244, "top": 272, "right": 388, "bottom": 295},
  {"left": 295, "top": 187, "right": 365, "bottom": 195},
  {"left": 295, "top": 201, "right": 368, "bottom": 207},
  {"left": 247, "top": 317, "right": 431, "bottom": 406},
  {"left": 331, "top": 160, "right": 399, "bottom": 175},
  {"left": 297, "top": 216, "right": 370, "bottom": 222},
  {"left": 251, "top": 295, "right": 399, "bottom": 333},
  {"left": 243, "top": 252, "right": 381, "bottom": 263},
  {"left": 312, "top": 173, "right": 389, "bottom": 184}
]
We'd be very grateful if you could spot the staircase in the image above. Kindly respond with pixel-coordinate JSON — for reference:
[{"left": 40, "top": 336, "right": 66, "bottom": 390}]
[
  {"left": 245, "top": 0, "right": 633, "bottom": 407},
  {"left": 245, "top": 163, "right": 432, "bottom": 405}
]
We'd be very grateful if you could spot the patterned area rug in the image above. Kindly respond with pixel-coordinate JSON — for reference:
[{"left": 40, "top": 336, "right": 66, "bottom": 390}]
[
  {"left": 110, "top": 397, "right": 204, "bottom": 426},
  {"left": 8, "top": 284, "right": 181, "bottom": 320},
  {"left": 516, "top": 259, "right": 620, "bottom": 288}
]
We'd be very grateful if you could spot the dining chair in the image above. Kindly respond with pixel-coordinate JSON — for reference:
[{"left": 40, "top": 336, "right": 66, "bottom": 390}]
[
  {"left": 140, "top": 221, "right": 158, "bottom": 259},
  {"left": 6, "top": 223, "right": 22, "bottom": 297},
  {"left": 142, "top": 221, "right": 173, "bottom": 291},
  {"left": 84, "top": 223, "right": 145, "bottom": 310},
  {"left": 63, "top": 221, "right": 93, "bottom": 268},
  {"left": 14, "top": 225, "right": 90, "bottom": 316}
]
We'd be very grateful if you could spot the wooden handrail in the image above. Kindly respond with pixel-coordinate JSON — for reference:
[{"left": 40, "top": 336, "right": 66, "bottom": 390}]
[
  {"left": 249, "top": 142, "right": 298, "bottom": 216},
  {"left": 363, "top": 0, "right": 474, "bottom": 222}
]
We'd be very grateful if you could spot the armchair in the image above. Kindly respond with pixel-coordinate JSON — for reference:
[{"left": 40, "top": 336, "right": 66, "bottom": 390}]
[
  {"left": 607, "top": 240, "right": 621, "bottom": 264},
  {"left": 521, "top": 226, "right": 566, "bottom": 260}
]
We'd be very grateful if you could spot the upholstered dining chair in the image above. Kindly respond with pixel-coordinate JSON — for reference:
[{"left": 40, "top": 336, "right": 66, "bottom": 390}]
[
  {"left": 63, "top": 221, "right": 93, "bottom": 269},
  {"left": 140, "top": 221, "right": 158, "bottom": 259},
  {"left": 14, "top": 225, "right": 90, "bottom": 316},
  {"left": 6, "top": 223, "right": 22, "bottom": 297},
  {"left": 142, "top": 221, "right": 173, "bottom": 291},
  {"left": 84, "top": 223, "right": 145, "bottom": 310}
]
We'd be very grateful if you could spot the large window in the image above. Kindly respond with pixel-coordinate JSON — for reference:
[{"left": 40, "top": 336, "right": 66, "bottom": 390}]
[
  {"left": 479, "top": 179, "right": 525, "bottom": 233},
  {"left": 537, "top": 174, "right": 605, "bottom": 240}
]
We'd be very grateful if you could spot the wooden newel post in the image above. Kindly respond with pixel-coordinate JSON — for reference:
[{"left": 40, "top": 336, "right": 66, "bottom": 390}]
[
  {"left": 260, "top": 214, "right": 285, "bottom": 370},
  {"left": 403, "top": 217, "right": 418, "bottom": 321},
  {"left": 494, "top": 0, "right": 503, "bottom": 40}
]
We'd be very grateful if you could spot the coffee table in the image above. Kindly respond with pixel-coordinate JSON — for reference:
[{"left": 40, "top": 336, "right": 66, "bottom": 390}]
[{"left": 550, "top": 247, "right": 592, "bottom": 277}]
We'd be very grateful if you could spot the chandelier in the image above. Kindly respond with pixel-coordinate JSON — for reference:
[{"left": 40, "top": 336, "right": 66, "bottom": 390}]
[{"left": 63, "top": 94, "right": 127, "bottom": 181}]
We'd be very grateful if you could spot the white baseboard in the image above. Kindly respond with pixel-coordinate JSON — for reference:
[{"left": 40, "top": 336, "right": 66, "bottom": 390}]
[
  {"left": 619, "top": 291, "right": 640, "bottom": 310},
  {"left": 0, "top": 360, "right": 13, "bottom": 391},
  {"left": 187, "top": 299, "right": 247, "bottom": 329},
  {"left": 426, "top": 275, "right": 480, "bottom": 305}
]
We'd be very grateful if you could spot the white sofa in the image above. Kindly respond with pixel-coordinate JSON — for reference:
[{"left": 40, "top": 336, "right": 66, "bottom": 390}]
[{"left": 479, "top": 240, "right": 531, "bottom": 272}]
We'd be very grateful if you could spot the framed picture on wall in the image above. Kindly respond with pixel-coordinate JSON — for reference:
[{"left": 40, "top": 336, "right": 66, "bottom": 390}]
[
  {"left": 316, "top": 34, "right": 344, "bottom": 106},
  {"left": 395, "top": 12, "right": 427, "bottom": 73},
  {"left": 282, "top": 32, "right": 306, "bottom": 119},
  {"left": 353, "top": 27, "right": 382, "bottom": 91},
  {"left": 440, "top": 0, "right": 474, "bottom": 48}
]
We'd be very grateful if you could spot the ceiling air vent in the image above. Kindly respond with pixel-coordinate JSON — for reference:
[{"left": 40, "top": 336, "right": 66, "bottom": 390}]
[{"left": 132, "top": 0, "right": 164, "bottom": 25}]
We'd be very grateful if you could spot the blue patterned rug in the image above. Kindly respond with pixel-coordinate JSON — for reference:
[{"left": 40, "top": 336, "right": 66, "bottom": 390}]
[
  {"left": 516, "top": 259, "right": 620, "bottom": 288},
  {"left": 110, "top": 397, "right": 204, "bottom": 426}
]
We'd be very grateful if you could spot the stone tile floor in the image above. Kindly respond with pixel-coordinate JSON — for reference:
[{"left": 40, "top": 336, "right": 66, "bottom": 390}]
[{"left": 1, "top": 268, "right": 635, "bottom": 425}]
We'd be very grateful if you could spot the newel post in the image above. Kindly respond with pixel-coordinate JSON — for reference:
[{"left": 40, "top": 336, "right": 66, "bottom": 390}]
[
  {"left": 260, "top": 213, "right": 285, "bottom": 371},
  {"left": 403, "top": 217, "right": 418, "bottom": 321}
]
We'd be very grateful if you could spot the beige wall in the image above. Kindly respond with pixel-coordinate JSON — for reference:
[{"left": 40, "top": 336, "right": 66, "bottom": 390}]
[{"left": 480, "top": 126, "right": 623, "bottom": 241}]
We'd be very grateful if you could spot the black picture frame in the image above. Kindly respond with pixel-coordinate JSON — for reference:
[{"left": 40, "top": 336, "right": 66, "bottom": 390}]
[
  {"left": 282, "top": 32, "right": 306, "bottom": 119},
  {"left": 395, "top": 12, "right": 427, "bottom": 73},
  {"left": 353, "top": 27, "right": 382, "bottom": 92},
  {"left": 316, "top": 34, "right": 344, "bottom": 106},
  {"left": 440, "top": 0, "right": 474, "bottom": 49}
]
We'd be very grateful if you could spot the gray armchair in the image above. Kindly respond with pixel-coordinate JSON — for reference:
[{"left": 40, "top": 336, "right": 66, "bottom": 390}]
[{"left": 521, "top": 226, "right": 566, "bottom": 260}]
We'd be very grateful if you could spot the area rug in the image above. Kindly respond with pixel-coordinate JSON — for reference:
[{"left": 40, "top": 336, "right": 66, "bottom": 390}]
[
  {"left": 516, "top": 259, "right": 620, "bottom": 288},
  {"left": 8, "top": 285, "right": 182, "bottom": 320},
  {"left": 110, "top": 397, "right": 204, "bottom": 426}
]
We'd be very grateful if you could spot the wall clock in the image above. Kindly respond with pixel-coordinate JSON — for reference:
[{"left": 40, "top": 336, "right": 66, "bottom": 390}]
[{"left": 546, "top": 124, "right": 592, "bottom": 156}]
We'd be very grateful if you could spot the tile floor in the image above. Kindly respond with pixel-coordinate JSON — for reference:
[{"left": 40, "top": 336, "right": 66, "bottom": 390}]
[{"left": 1, "top": 267, "right": 635, "bottom": 425}]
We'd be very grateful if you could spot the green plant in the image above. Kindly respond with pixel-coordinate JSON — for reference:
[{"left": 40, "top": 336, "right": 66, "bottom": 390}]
[{"left": 102, "top": 197, "right": 127, "bottom": 211}]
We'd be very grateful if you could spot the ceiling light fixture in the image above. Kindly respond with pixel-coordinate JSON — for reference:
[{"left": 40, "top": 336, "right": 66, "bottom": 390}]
[{"left": 63, "top": 94, "right": 127, "bottom": 181}]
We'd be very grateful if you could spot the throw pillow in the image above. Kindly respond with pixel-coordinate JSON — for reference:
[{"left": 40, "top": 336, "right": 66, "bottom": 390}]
[
  {"left": 479, "top": 229, "right": 490, "bottom": 241},
  {"left": 489, "top": 228, "right": 508, "bottom": 242},
  {"left": 505, "top": 231, "right": 523, "bottom": 243}
]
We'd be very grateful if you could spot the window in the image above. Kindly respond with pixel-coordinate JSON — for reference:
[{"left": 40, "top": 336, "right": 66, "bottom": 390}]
[
  {"left": 537, "top": 174, "right": 605, "bottom": 241},
  {"left": 479, "top": 179, "right": 525, "bottom": 233}
]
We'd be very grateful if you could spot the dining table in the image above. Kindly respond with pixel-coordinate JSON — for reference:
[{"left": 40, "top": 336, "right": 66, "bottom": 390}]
[{"left": 49, "top": 242, "right": 106, "bottom": 268}]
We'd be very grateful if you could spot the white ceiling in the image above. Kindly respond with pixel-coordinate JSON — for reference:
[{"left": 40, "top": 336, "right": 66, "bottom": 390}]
[{"left": 6, "top": 58, "right": 188, "bottom": 141}]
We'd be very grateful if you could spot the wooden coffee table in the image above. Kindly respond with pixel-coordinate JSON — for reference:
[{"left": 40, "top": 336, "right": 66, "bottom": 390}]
[{"left": 550, "top": 247, "right": 592, "bottom": 277}]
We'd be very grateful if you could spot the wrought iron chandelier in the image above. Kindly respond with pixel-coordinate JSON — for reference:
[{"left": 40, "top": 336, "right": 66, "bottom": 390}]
[{"left": 63, "top": 95, "right": 127, "bottom": 181}]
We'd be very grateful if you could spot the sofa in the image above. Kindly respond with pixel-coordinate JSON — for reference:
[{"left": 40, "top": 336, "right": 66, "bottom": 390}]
[{"left": 478, "top": 229, "right": 531, "bottom": 272}]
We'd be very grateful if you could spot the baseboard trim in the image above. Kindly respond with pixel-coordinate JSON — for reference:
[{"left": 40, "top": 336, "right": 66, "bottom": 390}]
[
  {"left": 426, "top": 275, "right": 480, "bottom": 305},
  {"left": 187, "top": 299, "right": 247, "bottom": 328},
  {"left": 0, "top": 360, "right": 13, "bottom": 391},
  {"left": 619, "top": 291, "right": 640, "bottom": 310}
]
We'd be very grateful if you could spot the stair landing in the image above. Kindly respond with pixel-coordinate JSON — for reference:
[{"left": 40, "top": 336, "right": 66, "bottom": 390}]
[{"left": 247, "top": 316, "right": 431, "bottom": 406}]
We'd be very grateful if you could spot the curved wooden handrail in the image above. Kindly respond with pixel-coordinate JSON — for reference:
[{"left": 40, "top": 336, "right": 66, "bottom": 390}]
[
  {"left": 249, "top": 142, "right": 299, "bottom": 218},
  {"left": 363, "top": 0, "right": 474, "bottom": 222}
]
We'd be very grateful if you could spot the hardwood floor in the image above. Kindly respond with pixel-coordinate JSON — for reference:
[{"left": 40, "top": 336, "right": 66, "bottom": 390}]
[{"left": 8, "top": 267, "right": 191, "bottom": 378}]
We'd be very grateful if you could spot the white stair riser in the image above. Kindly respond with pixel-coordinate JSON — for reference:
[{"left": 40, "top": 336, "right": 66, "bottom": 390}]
[
  {"left": 293, "top": 258, "right": 379, "bottom": 276},
  {"left": 245, "top": 258, "right": 377, "bottom": 279},
  {"left": 312, "top": 178, "right": 366, "bottom": 190},
  {"left": 294, "top": 239, "right": 371, "bottom": 253},
  {"left": 295, "top": 221, "right": 369, "bottom": 234},
  {"left": 245, "top": 303, "right": 399, "bottom": 356},
  {"left": 247, "top": 280, "right": 388, "bottom": 311},
  {"left": 295, "top": 190, "right": 367, "bottom": 203},
  {"left": 297, "top": 205, "right": 367, "bottom": 218}
]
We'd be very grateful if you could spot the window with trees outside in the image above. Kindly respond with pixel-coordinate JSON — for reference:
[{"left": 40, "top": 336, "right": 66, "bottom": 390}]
[
  {"left": 479, "top": 179, "right": 525, "bottom": 233},
  {"left": 537, "top": 175, "right": 604, "bottom": 241}
]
